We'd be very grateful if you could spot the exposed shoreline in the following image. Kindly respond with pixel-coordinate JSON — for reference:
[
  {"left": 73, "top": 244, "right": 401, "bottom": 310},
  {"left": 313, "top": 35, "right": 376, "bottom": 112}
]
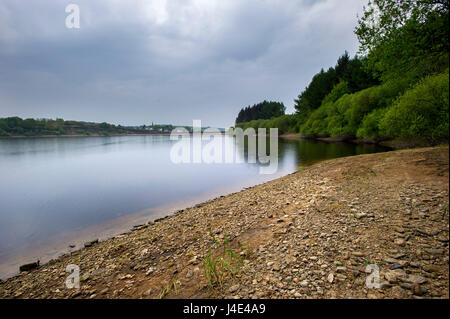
[
  {"left": 0, "top": 173, "right": 286, "bottom": 280},
  {"left": 0, "top": 146, "right": 448, "bottom": 299}
]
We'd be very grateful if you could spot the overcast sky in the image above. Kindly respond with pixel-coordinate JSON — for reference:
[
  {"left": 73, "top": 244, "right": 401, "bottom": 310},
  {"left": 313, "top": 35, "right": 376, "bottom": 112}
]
[{"left": 0, "top": 0, "right": 367, "bottom": 128}]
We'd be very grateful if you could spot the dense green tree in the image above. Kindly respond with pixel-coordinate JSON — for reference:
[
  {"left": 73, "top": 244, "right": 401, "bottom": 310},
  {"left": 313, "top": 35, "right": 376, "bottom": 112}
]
[
  {"left": 335, "top": 51, "right": 351, "bottom": 79},
  {"left": 294, "top": 67, "right": 338, "bottom": 121},
  {"left": 22, "top": 118, "right": 37, "bottom": 130},
  {"left": 341, "top": 56, "right": 380, "bottom": 92},
  {"left": 235, "top": 100, "right": 286, "bottom": 124},
  {"left": 379, "top": 72, "right": 449, "bottom": 143},
  {"left": 294, "top": 53, "right": 377, "bottom": 122},
  {"left": 355, "top": 0, "right": 449, "bottom": 80}
]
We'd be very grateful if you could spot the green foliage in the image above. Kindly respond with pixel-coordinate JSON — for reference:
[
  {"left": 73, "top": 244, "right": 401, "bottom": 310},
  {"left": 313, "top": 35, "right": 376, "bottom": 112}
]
[
  {"left": 0, "top": 128, "right": 9, "bottom": 136},
  {"left": 356, "top": 0, "right": 449, "bottom": 81},
  {"left": 294, "top": 52, "right": 378, "bottom": 118},
  {"left": 379, "top": 72, "right": 449, "bottom": 143},
  {"left": 236, "top": 114, "right": 300, "bottom": 134},
  {"left": 301, "top": 78, "right": 411, "bottom": 138},
  {"left": 235, "top": 1, "right": 449, "bottom": 145},
  {"left": 321, "top": 81, "right": 351, "bottom": 105},
  {"left": 300, "top": 102, "right": 333, "bottom": 137},
  {"left": 357, "top": 108, "right": 389, "bottom": 139},
  {"left": 158, "top": 277, "right": 180, "bottom": 299},
  {"left": 294, "top": 67, "right": 338, "bottom": 118},
  {"left": 0, "top": 117, "right": 169, "bottom": 137},
  {"left": 203, "top": 232, "right": 246, "bottom": 289},
  {"left": 341, "top": 56, "right": 380, "bottom": 92},
  {"left": 235, "top": 100, "right": 286, "bottom": 124},
  {"left": 346, "top": 80, "right": 403, "bottom": 128},
  {"left": 269, "top": 115, "right": 300, "bottom": 134}
]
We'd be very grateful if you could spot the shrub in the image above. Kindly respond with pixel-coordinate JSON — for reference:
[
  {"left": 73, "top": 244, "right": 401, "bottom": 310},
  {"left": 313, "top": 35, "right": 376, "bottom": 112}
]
[
  {"left": 346, "top": 79, "right": 411, "bottom": 130},
  {"left": 300, "top": 77, "right": 412, "bottom": 138},
  {"left": 356, "top": 108, "right": 388, "bottom": 139},
  {"left": 268, "top": 115, "right": 299, "bottom": 134},
  {"left": 300, "top": 105, "right": 330, "bottom": 136},
  {"left": 379, "top": 72, "right": 449, "bottom": 143},
  {"left": 322, "top": 81, "right": 351, "bottom": 105},
  {"left": 236, "top": 114, "right": 302, "bottom": 135}
]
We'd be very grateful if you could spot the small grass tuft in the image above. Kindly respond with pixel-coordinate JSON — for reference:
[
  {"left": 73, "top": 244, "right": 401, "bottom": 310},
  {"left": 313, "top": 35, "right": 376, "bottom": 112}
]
[
  {"left": 203, "top": 232, "right": 246, "bottom": 289},
  {"left": 159, "top": 276, "right": 180, "bottom": 299}
]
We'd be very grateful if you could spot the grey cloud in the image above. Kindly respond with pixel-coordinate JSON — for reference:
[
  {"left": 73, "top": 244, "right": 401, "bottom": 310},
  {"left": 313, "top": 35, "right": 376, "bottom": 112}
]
[{"left": 0, "top": 0, "right": 366, "bottom": 127}]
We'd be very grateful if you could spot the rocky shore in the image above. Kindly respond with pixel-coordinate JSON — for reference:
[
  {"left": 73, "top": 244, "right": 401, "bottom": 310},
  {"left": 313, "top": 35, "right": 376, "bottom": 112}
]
[{"left": 0, "top": 146, "right": 448, "bottom": 299}]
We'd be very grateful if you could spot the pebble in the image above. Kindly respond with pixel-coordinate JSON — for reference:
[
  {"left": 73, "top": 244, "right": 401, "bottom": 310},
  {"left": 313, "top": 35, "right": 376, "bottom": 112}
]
[
  {"left": 228, "top": 285, "right": 240, "bottom": 293},
  {"left": 300, "top": 280, "right": 309, "bottom": 287},
  {"left": 411, "top": 283, "right": 426, "bottom": 296},
  {"left": 425, "top": 249, "right": 444, "bottom": 255},
  {"left": 327, "top": 273, "right": 334, "bottom": 284}
]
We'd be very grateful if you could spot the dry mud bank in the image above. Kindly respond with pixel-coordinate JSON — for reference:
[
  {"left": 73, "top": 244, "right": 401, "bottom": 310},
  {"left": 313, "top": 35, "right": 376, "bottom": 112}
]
[{"left": 0, "top": 146, "right": 448, "bottom": 299}]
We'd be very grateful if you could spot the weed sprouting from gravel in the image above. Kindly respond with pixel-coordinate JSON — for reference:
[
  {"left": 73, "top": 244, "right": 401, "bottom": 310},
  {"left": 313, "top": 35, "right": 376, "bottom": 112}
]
[
  {"left": 159, "top": 276, "right": 180, "bottom": 299},
  {"left": 203, "top": 232, "right": 245, "bottom": 289}
]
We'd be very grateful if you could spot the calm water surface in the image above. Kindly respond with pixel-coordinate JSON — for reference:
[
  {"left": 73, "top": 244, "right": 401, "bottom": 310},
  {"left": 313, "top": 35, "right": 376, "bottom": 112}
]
[{"left": 0, "top": 135, "right": 390, "bottom": 278}]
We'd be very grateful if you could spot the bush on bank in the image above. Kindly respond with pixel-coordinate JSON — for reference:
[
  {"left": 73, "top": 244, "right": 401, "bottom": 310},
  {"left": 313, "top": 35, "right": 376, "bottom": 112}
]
[{"left": 379, "top": 72, "right": 449, "bottom": 144}]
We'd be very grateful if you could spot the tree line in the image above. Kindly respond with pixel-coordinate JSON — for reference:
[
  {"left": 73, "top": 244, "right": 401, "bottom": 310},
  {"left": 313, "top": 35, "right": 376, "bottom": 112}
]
[
  {"left": 294, "top": 52, "right": 379, "bottom": 125},
  {"left": 0, "top": 117, "right": 174, "bottom": 137},
  {"left": 235, "top": 100, "right": 286, "bottom": 124},
  {"left": 236, "top": 0, "right": 449, "bottom": 145}
]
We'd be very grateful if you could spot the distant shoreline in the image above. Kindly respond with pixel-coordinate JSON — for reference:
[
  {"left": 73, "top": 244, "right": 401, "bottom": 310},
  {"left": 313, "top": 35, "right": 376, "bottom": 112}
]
[
  {"left": 0, "top": 132, "right": 227, "bottom": 139},
  {"left": 0, "top": 133, "right": 173, "bottom": 139}
]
